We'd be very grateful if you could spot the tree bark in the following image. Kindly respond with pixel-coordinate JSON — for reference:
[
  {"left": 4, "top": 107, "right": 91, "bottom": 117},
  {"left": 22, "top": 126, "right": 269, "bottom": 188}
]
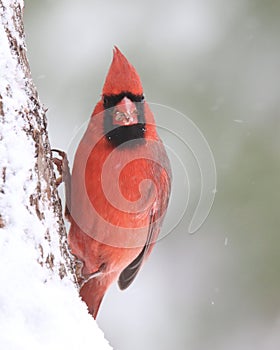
[
  {"left": 0, "top": 3, "right": 113, "bottom": 349},
  {"left": 0, "top": 0, "right": 76, "bottom": 284}
]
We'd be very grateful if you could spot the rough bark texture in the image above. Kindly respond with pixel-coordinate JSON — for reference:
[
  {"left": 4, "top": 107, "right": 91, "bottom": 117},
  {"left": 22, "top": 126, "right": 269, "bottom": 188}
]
[{"left": 0, "top": 0, "right": 77, "bottom": 282}]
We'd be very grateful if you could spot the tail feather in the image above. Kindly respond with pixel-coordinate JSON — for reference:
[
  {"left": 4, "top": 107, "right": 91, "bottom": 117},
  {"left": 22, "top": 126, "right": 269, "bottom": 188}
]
[{"left": 80, "top": 273, "right": 118, "bottom": 319}]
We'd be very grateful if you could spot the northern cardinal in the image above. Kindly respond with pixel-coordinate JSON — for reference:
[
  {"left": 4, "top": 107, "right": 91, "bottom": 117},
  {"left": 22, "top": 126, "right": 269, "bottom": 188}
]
[{"left": 66, "top": 47, "right": 171, "bottom": 318}]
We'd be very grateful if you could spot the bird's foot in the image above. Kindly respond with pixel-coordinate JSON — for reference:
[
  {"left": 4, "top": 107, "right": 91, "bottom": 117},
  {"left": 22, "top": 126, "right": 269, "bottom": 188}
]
[
  {"left": 79, "top": 263, "right": 107, "bottom": 289},
  {"left": 51, "top": 149, "right": 70, "bottom": 187}
]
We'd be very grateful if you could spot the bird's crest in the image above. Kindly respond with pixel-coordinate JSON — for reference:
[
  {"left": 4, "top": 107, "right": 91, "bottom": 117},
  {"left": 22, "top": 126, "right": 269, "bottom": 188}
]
[{"left": 102, "top": 46, "right": 143, "bottom": 96}]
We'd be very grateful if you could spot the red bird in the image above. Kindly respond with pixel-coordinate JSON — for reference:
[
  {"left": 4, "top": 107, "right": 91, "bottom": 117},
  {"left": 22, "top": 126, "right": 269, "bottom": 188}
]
[{"left": 67, "top": 47, "right": 171, "bottom": 318}]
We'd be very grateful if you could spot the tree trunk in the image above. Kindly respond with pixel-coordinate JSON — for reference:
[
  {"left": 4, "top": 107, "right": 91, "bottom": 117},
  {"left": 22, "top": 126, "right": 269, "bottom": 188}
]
[
  {"left": 0, "top": 0, "right": 76, "bottom": 284},
  {"left": 0, "top": 1, "right": 111, "bottom": 348}
]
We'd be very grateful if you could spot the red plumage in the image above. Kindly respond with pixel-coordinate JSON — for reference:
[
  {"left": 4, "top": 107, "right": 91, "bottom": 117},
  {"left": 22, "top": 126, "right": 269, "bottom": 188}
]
[
  {"left": 68, "top": 47, "right": 171, "bottom": 318},
  {"left": 102, "top": 46, "right": 143, "bottom": 96}
]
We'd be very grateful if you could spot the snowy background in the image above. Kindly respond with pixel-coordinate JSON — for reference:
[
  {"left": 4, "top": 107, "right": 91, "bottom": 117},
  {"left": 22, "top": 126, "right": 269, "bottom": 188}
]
[{"left": 23, "top": 0, "right": 280, "bottom": 349}]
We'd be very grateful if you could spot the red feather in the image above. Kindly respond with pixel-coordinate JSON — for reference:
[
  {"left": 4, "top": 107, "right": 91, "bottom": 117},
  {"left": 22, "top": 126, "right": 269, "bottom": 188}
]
[
  {"left": 102, "top": 46, "right": 143, "bottom": 96},
  {"left": 68, "top": 47, "right": 171, "bottom": 318}
]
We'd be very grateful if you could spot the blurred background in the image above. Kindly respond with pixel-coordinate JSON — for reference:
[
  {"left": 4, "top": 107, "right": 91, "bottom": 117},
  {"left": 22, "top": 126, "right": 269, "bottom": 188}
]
[{"left": 25, "top": 0, "right": 280, "bottom": 349}]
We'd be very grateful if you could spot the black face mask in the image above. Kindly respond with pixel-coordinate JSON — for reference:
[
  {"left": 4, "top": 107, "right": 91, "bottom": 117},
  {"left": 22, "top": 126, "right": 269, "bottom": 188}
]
[{"left": 103, "top": 93, "right": 146, "bottom": 148}]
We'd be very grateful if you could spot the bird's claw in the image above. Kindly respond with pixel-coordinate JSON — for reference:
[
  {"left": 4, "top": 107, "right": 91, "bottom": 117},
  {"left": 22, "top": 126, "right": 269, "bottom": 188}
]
[
  {"left": 51, "top": 149, "right": 70, "bottom": 187},
  {"left": 78, "top": 263, "right": 106, "bottom": 289}
]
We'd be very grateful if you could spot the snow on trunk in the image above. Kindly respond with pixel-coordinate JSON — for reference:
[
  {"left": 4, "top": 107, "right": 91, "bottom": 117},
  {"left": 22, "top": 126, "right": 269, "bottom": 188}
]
[{"left": 0, "top": 1, "right": 112, "bottom": 349}]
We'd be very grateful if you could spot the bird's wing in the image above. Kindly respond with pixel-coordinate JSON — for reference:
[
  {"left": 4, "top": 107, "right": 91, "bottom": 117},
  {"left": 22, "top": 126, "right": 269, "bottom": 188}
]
[
  {"left": 118, "top": 166, "right": 171, "bottom": 290},
  {"left": 118, "top": 140, "right": 172, "bottom": 290},
  {"left": 118, "top": 209, "right": 157, "bottom": 290}
]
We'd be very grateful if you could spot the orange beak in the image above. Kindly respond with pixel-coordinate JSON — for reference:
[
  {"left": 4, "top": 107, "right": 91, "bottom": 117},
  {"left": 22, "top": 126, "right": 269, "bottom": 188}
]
[{"left": 112, "top": 97, "right": 139, "bottom": 126}]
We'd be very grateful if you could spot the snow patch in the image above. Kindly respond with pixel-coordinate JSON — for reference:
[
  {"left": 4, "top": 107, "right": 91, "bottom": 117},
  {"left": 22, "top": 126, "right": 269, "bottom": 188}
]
[{"left": 0, "top": 229, "right": 111, "bottom": 350}]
